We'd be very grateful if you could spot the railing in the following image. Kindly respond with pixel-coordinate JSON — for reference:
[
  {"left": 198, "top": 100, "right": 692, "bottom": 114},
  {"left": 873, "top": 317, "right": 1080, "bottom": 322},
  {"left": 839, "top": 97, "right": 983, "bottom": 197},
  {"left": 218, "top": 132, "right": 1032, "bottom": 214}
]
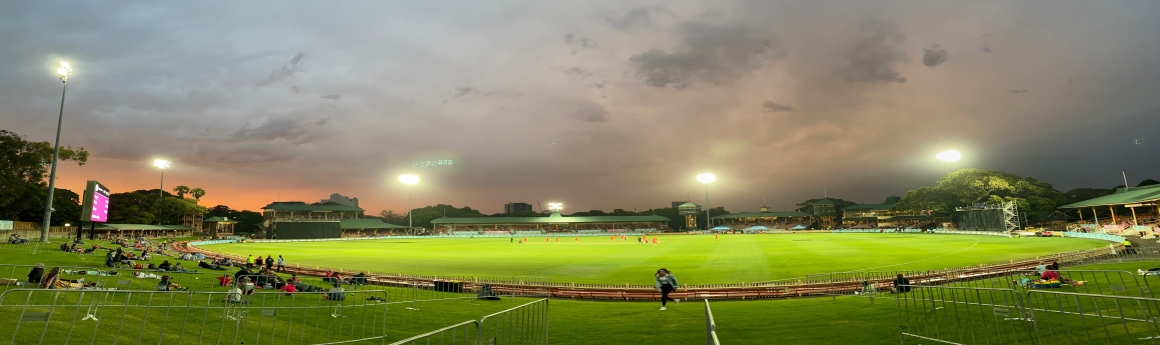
[
  {"left": 0, "top": 288, "right": 391, "bottom": 345},
  {"left": 897, "top": 284, "right": 1160, "bottom": 344},
  {"left": 704, "top": 299, "right": 721, "bottom": 345},
  {"left": 387, "top": 298, "right": 549, "bottom": 345}
]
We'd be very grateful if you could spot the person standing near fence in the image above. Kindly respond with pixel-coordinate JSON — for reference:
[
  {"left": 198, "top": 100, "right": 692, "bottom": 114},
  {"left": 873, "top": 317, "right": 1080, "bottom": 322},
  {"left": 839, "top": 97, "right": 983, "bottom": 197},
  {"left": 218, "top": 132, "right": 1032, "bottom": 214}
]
[
  {"left": 246, "top": 254, "right": 254, "bottom": 269},
  {"left": 655, "top": 268, "right": 679, "bottom": 310},
  {"left": 264, "top": 255, "right": 274, "bottom": 270},
  {"left": 277, "top": 255, "right": 285, "bottom": 272}
]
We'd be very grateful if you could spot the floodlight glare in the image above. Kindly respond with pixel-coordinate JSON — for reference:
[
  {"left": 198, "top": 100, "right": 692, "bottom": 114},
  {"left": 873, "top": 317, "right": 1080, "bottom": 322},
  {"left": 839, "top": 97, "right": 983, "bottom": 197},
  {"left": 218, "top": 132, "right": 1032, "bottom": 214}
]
[
  {"left": 153, "top": 159, "right": 171, "bottom": 169},
  {"left": 547, "top": 202, "right": 563, "bottom": 211},
  {"left": 936, "top": 150, "right": 962, "bottom": 163},
  {"left": 399, "top": 174, "right": 420, "bottom": 185},
  {"left": 696, "top": 173, "right": 716, "bottom": 184}
]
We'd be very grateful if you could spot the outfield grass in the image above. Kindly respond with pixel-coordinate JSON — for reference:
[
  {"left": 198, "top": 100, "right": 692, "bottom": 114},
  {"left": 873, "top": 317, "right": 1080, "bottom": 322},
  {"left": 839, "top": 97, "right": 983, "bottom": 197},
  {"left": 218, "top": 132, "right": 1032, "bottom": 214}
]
[
  {"left": 201, "top": 234, "right": 1107, "bottom": 284},
  {"left": 0, "top": 236, "right": 1148, "bottom": 345}
]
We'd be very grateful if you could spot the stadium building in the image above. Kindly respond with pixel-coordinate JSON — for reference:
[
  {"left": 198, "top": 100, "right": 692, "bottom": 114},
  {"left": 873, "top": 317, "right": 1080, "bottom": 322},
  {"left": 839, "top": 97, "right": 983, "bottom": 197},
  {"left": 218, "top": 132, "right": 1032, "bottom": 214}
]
[
  {"left": 261, "top": 201, "right": 408, "bottom": 239},
  {"left": 710, "top": 205, "right": 813, "bottom": 232},
  {"left": 1059, "top": 184, "right": 1160, "bottom": 233},
  {"left": 840, "top": 196, "right": 934, "bottom": 229},
  {"left": 430, "top": 211, "right": 670, "bottom": 235}
]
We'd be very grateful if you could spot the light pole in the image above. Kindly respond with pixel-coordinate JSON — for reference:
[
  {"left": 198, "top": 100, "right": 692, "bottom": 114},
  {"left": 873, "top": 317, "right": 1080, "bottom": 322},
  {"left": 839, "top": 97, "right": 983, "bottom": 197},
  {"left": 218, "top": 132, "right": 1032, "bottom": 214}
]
[
  {"left": 697, "top": 173, "right": 716, "bottom": 230},
  {"left": 39, "top": 61, "right": 72, "bottom": 242},
  {"left": 154, "top": 159, "right": 171, "bottom": 224},
  {"left": 399, "top": 174, "right": 420, "bottom": 231}
]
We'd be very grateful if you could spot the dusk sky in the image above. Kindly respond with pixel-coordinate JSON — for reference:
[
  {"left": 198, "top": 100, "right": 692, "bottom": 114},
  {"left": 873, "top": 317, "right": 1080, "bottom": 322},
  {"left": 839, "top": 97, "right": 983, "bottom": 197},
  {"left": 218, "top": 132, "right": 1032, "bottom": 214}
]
[{"left": 3, "top": 1, "right": 1159, "bottom": 215}]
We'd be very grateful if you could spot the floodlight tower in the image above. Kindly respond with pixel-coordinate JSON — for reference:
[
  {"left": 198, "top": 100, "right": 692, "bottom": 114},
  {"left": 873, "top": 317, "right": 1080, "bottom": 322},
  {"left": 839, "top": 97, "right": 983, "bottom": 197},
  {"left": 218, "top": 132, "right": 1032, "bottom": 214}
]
[
  {"left": 697, "top": 173, "right": 716, "bottom": 230},
  {"left": 547, "top": 202, "right": 563, "bottom": 214},
  {"left": 39, "top": 61, "right": 73, "bottom": 242},
  {"left": 399, "top": 174, "right": 420, "bottom": 230},
  {"left": 153, "top": 159, "right": 171, "bottom": 224},
  {"left": 936, "top": 150, "right": 961, "bottom": 177}
]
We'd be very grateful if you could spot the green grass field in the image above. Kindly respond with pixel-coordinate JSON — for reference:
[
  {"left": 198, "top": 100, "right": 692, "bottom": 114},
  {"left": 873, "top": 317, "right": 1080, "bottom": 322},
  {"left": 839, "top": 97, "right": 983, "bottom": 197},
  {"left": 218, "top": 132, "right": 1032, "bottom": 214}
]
[
  {"left": 1, "top": 235, "right": 1147, "bottom": 345},
  {"left": 201, "top": 234, "right": 1107, "bottom": 284}
]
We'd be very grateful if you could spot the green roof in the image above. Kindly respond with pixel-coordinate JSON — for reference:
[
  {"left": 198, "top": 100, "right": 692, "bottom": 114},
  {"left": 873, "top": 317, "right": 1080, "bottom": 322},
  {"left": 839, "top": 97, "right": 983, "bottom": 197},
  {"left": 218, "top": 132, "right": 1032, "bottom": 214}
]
[
  {"left": 678, "top": 202, "right": 699, "bottom": 208},
  {"left": 1058, "top": 184, "right": 1160, "bottom": 208},
  {"left": 204, "top": 216, "right": 235, "bottom": 223},
  {"left": 431, "top": 215, "right": 671, "bottom": 225},
  {"left": 261, "top": 202, "right": 364, "bottom": 212},
  {"left": 339, "top": 219, "right": 409, "bottom": 229},
  {"left": 812, "top": 199, "right": 836, "bottom": 205},
  {"left": 712, "top": 212, "right": 812, "bottom": 219}
]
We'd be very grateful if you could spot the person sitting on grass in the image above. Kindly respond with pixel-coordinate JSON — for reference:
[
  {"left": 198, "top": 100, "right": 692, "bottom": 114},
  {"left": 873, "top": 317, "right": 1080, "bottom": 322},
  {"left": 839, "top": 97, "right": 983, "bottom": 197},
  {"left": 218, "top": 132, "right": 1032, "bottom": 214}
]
[
  {"left": 351, "top": 272, "right": 367, "bottom": 285},
  {"left": 326, "top": 282, "right": 345, "bottom": 301},
  {"left": 158, "top": 260, "right": 172, "bottom": 271},
  {"left": 891, "top": 274, "right": 911, "bottom": 294},
  {"left": 217, "top": 274, "right": 233, "bottom": 287},
  {"left": 157, "top": 275, "right": 183, "bottom": 291},
  {"left": 234, "top": 267, "right": 252, "bottom": 282},
  {"left": 27, "top": 263, "right": 45, "bottom": 284}
]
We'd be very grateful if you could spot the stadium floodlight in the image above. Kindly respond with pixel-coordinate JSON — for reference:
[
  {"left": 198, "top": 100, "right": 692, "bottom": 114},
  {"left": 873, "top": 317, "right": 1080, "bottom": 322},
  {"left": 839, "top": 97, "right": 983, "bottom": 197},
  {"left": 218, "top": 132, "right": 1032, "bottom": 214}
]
[
  {"left": 399, "top": 174, "right": 420, "bottom": 185},
  {"left": 697, "top": 173, "right": 716, "bottom": 230},
  {"left": 398, "top": 174, "right": 420, "bottom": 230},
  {"left": 547, "top": 202, "right": 563, "bottom": 212},
  {"left": 153, "top": 159, "right": 171, "bottom": 224},
  {"left": 936, "top": 150, "right": 961, "bottom": 163},
  {"left": 39, "top": 61, "right": 74, "bottom": 242}
]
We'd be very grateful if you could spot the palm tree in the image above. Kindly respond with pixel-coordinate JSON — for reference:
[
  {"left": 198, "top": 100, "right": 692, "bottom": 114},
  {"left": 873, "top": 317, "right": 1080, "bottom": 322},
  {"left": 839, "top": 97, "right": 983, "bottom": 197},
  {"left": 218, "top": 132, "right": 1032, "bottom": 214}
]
[
  {"left": 190, "top": 188, "right": 206, "bottom": 203},
  {"left": 173, "top": 186, "right": 190, "bottom": 199}
]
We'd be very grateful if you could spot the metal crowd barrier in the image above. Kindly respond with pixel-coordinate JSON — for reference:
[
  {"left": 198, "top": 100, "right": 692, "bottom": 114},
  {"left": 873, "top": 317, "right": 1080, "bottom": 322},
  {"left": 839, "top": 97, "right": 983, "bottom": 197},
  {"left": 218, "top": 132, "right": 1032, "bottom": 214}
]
[
  {"left": 0, "top": 288, "right": 391, "bottom": 345},
  {"left": 704, "top": 299, "right": 721, "bottom": 345},
  {"left": 897, "top": 284, "right": 1160, "bottom": 345}
]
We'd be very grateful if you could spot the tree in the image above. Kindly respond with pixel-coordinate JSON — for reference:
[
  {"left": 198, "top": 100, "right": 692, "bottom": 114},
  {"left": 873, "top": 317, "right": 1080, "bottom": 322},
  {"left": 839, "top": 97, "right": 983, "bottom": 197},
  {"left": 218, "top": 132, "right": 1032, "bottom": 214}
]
[
  {"left": 204, "top": 204, "right": 263, "bottom": 234},
  {"left": 894, "top": 169, "right": 1064, "bottom": 222},
  {"left": 190, "top": 188, "right": 205, "bottom": 202},
  {"left": 390, "top": 204, "right": 485, "bottom": 228},
  {"left": 172, "top": 186, "right": 190, "bottom": 199},
  {"left": 378, "top": 210, "right": 408, "bottom": 225},
  {"left": 1139, "top": 179, "right": 1160, "bottom": 187},
  {"left": 14, "top": 188, "right": 80, "bottom": 226},
  {"left": 0, "top": 130, "right": 89, "bottom": 221}
]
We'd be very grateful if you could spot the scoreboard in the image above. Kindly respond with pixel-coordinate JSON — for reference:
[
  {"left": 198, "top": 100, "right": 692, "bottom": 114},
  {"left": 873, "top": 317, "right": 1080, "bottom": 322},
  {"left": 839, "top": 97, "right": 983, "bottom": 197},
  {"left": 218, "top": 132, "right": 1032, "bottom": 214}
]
[{"left": 80, "top": 180, "right": 110, "bottom": 223}]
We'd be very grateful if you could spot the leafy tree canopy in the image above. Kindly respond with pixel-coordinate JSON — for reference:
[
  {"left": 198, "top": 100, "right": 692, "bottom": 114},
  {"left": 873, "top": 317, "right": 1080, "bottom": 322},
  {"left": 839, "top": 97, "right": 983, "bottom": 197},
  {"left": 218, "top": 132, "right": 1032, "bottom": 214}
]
[
  {"left": 894, "top": 169, "right": 1063, "bottom": 220},
  {"left": 0, "top": 130, "right": 88, "bottom": 222}
]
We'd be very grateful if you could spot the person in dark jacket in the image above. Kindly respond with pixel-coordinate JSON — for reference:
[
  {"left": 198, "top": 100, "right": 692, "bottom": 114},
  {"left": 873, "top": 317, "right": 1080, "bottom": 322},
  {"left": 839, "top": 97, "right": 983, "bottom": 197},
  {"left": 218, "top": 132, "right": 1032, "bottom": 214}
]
[
  {"left": 234, "top": 267, "right": 252, "bottom": 282},
  {"left": 27, "top": 263, "right": 45, "bottom": 284},
  {"left": 892, "top": 274, "right": 911, "bottom": 293},
  {"left": 264, "top": 256, "right": 274, "bottom": 270}
]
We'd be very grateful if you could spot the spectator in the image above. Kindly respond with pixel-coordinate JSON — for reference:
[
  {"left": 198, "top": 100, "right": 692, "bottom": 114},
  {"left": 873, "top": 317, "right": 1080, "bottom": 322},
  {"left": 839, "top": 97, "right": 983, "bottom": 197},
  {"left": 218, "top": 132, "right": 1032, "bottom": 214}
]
[
  {"left": 217, "top": 274, "right": 233, "bottom": 287},
  {"left": 654, "top": 268, "right": 679, "bottom": 311},
  {"left": 246, "top": 255, "right": 255, "bottom": 269},
  {"left": 326, "top": 282, "right": 345, "bottom": 301},
  {"left": 892, "top": 274, "right": 911, "bottom": 294},
  {"left": 157, "top": 275, "right": 182, "bottom": 291},
  {"left": 234, "top": 267, "right": 252, "bottom": 282},
  {"left": 158, "top": 260, "right": 172, "bottom": 271},
  {"left": 280, "top": 280, "right": 297, "bottom": 295},
  {"left": 277, "top": 255, "right": 285, "bottom": 272},
  {"left": 264, "top": 255, "right": 274, "bottom": 271},
  {"left": 27, "top": 263, "right": 45, "bottom": 284}
]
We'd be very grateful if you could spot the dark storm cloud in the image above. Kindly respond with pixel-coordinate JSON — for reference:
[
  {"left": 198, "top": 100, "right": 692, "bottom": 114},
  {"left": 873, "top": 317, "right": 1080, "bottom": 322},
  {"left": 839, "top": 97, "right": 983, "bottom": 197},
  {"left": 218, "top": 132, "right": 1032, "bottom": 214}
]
[
  {"left": 1008, "top": 89, "right": 1029, "bottom": 94},
  {"left": 840, "top": 20, "right": 907, "bottom": 83},
  {"left": 922, "top": 44, "right": 948, "bottom": 67},
  {"left": 629, "top": 22, "right": 783, "bottom": 89},
  {"left": 761, "top": 101, "right": 794, "bottom": 113},
  {"left": 552, "top": 66, "right": 594, "bottom": 77},
  {"left": 605, "top": 6, "right": 659, "bottom": 30},
  {"left": 231, "top": 115, "right": 321, "bottom": 142},
  {"left": 256, "top": 53, "right": 305, "bottom": 87}
]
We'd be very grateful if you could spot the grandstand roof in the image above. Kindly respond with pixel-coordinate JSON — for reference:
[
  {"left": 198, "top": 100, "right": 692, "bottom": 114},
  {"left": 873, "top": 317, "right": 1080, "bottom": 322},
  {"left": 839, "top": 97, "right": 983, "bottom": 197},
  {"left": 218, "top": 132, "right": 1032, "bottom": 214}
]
[
  {"left": 339, "top": 219, "right": 408, "bottom": 229},
  {"left": 711, "top": 211, "right": 812, "bottom": 219},
  {"left": 812, "top": 198, "right": 836, "bottom": 205},
  {"left": 261, "top": 201, "right": 364, "bottom": 212},
  {"left": 842, "top": 196, "right": 900, "bottom": 211},
  {"left": 204, "top": 216, "right": 235, "bottom": 223},
  {"left": 431, "top": 213, "right": 671, "bottom": 224},
  {"left": 1058, "top": 184, "right": 1160, "bottom": 208}
]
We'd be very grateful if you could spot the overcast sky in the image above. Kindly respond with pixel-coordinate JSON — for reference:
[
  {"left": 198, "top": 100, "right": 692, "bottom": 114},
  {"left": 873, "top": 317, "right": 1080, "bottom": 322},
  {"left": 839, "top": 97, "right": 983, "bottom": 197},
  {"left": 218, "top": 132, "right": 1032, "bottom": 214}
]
[{"left": 3, "top": 1, "right": 1159, "bottom": 215}]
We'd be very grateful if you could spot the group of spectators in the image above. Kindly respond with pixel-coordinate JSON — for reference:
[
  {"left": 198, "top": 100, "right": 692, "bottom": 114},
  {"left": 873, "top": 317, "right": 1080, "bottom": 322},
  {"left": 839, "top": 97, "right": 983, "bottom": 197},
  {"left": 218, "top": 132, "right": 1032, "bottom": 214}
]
[
  {"left": 7, "top": 234, "right": 29, "bottom": 244},
  {"left": 244, "top": 254, "right": 286, "bottom": 272}
]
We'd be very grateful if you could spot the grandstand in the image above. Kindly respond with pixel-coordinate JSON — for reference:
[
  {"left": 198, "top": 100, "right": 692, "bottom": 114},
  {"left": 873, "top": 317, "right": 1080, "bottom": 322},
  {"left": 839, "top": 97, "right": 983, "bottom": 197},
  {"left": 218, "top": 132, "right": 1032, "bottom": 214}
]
[
  {"left": 839, "top": 196, "right": 935, "bottom": 229},
  {"left": 430, "top": 211, "right": 669, "bottom": 234},
  {"left": 1059, "top": 184, "right": 1160, "bottom": 234},
  {"left": 710, "top": 210, "right": 813, "bottom": 231}
]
